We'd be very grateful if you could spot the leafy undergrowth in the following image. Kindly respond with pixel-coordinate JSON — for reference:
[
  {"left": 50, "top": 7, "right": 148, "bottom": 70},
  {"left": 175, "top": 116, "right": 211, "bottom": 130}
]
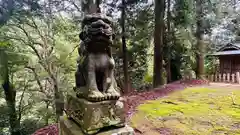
[
  {"left": 131, "top": 86, "right": 240, "bottom": 135},
  {"left": 32, "top": 79, "right": 209, "bottom": 135}
]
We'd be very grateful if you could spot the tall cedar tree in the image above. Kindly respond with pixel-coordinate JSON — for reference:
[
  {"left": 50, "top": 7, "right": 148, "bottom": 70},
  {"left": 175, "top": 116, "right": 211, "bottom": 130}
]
[
  {"left": 166, "top": 0, "right": 171, "bottom": 83},
  {"left": 153, "top": 0, "right": 165, "bottom": 87},
  {"left": 196, "top": 0, "right": 205, "bottom": 79},
  {"left": 121, "top": 0, "right": 130, "bottom": 93}
]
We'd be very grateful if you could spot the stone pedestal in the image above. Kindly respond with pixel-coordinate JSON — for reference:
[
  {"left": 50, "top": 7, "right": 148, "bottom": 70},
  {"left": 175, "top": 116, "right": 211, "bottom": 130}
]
[
  {"left": 65, "top": 94, "right": 126, "bottom": 134},
  {"left": 59, "top": 116, "right": 134, "bottom": 135}
]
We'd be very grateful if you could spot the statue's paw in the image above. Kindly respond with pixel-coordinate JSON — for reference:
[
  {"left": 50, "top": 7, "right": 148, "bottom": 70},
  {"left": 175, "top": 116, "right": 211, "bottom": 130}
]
[
  {"left": 104, "top": 93, "right": 112, "bottom": 100},
  {"left": 106, "top": 88, "right": 120, "bottom": 99},
  {"left": 88, "top": 90, "right": 105, "bottom": 101}
]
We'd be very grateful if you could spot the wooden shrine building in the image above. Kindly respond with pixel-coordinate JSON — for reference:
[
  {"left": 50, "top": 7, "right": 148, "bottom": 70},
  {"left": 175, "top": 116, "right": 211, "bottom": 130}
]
[{"left": 210, "top": 36, "right": 240, "bottom": 74}]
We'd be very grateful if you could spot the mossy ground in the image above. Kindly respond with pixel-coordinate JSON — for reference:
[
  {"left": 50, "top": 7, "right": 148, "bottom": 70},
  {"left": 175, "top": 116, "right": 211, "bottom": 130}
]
[{"left": 131, "top": 85, "right": 240, "bottom": 135}]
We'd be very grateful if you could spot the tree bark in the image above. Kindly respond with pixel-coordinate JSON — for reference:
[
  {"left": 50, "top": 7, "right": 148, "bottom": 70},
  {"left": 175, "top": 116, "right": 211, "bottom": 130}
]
[
  {"left": 44, "top": 101, "right": 50, "bottom": 125},
  {"left": 196, "top": 0, "right": 205, "bottom": 79},
  {"left": 121, "top": 0, "right": 130, "bottom": 94},
  {"left": 1, "top": 50, "right": 21, "bottom": 135},
  {"left": 47, "top": 71, "right": 63, "bottom": 122},
  {"left": 3, "top": 81, "right": 21, "bottom": 135},
  {"left": 96, "top": 0, "right": 101, "bottom": 13},
  {"left": 153, "top": 0, "right": 165, "bottom": 87},
  {"left": 82, "top": 0, "right": 98, "bottom": 14},
  {"left": 166, "top": 0, "right": 172, "bottom": 83}
]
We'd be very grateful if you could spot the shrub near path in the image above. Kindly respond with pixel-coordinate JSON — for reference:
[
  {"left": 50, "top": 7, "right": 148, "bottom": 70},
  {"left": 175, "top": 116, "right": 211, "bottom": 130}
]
[{"left": 131, "top": 83, "right": 240, "bottom": 135}]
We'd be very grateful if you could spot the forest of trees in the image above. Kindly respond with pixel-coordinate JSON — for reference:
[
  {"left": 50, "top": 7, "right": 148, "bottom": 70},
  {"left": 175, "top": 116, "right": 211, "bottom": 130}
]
[{"left": 0, "top": 0, "right": 240, "bottom": 134}]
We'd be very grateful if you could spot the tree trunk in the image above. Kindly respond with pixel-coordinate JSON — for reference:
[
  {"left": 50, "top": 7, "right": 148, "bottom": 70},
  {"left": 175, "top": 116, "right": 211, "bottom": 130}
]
[
  {"left": 82, "top": 0, "right": 101, "bottom": 13},
  {"left": 44, "top": 101, "right": 50, "bottom": 125},
  {"left": 82, "top": 0, "right": 97, "bottom": 14},
  {"left": 39, "top": 67, "right": 63, "bottom": 122},
  {"left": 3, "top": 81, "right": 21, "bottom": 135},
  {"left": 153, "top": 0, "right": 165, "bottom": 87},
  {"left": 96, "top": 0, "right": 101, "bottom": 12},
  {"left": 196, "top": 0, "right": 205, "bottom": 79},
  {"left": 51, "top": 75, "right": 64, "bottom": 122},
  {"left": 1, "top": 50, "right": 21, "bottom": 135},
  {"left": 166, "top": 0, "right": 171, "bottom": 83},
  {"left": 121, "top": 0, "right": 130, "bottom": 94}
]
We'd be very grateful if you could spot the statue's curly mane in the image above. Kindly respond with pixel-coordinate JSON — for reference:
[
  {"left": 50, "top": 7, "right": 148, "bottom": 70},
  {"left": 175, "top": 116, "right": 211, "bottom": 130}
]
[
  {"left": 80, "top": 14, "right": 113, "bottom": 44},
  {"left": 78, "top": 13, "right": 114, "bottom": 56}
]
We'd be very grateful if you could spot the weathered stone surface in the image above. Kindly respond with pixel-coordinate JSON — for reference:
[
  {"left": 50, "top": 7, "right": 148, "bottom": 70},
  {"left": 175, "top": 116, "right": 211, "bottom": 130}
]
[
  {"left": 82, "top": 13, "right": 113, "bottom": 26},
  {"left": 223, "top": 73, "right": 226, "bottom": 82},
  {"left": 74, "top": 87, "right": 120, "bottom": 102},
  {"left": 65, "top": 94, "right": 125, "bottom": 134},
  {"left": 215, "top": 74, "right": 218, "bottom": 82},
  {"left": 227, "top": 73, "right": 230, "bottom": 82},
  {"left": 75, "top": 12, "right": 120, "bottom": 102},
  {"left": 210, "top": 75, "right": 214, "bottom": 82},
  {"left": 61, "top": 12, "right": 134, "bottom": 135},
  {"left": 59, "top": 116, "right": 133, "bottom": 135},
  {"left": 218, "top": 74, "right": 222, "bottom": 82},
  {"left": 232, "top": 74, "right": 235, "bottom": 83},
  {"left": 236, "top": 72, "right": 240, "bottom": 84}
]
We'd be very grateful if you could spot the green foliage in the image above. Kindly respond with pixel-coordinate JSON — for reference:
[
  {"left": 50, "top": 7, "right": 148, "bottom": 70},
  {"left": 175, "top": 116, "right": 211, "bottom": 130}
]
[
  {"left": 169, "top": 26, "right": 197, "bottom": 79},
  {"left": 20, "top": 119, "right": 45, "bottom": 135},
  {"left": 0, "top": 41, "right": 9, "bottom": 47},
  {"left": 173, "top": 0, "right": 194, "bottom": 27},
  {"left": 0, "top": 1, "right": 79, "bottom": 133},
  {"left": 143, "top": 72, "right": 153, "bottom": 83},
  {"left": 0, "top": 105, "right": 9, "bottom": 128},
  {"left": 126, "top": 5, "right": 153, "bottom": 89},
  {"left": 205, "top": 56, "right": 219, "bottom": 74}
]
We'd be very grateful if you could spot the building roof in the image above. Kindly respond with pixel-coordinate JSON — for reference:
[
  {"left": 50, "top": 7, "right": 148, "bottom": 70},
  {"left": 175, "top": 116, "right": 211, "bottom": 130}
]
[
  {"left": 210, "top": 50, "right": 240, "bottom": 56},
  {"left": 209, "top": 37, "right": 240, "bottom": 56},
  {"left": 217, "top": 42, "right": 240, "bottom": 52}
]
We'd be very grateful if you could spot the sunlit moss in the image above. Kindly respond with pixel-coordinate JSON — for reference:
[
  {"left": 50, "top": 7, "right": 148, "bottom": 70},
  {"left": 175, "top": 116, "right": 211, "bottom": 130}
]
[{"left": 131, "top": 87, "right": 240, "bottom": 134}]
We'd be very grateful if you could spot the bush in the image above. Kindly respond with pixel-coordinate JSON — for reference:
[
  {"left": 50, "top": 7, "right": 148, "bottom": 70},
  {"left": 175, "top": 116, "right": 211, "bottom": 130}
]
[{"left": 20, "top": 119, "right": 45, "bottom": 135}]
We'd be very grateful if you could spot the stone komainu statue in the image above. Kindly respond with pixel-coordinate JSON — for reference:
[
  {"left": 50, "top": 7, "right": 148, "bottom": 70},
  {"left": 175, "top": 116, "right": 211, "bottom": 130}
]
[
  {"left": 74, "top": 13, "right": 120, "bottom": 101},
  {"left": 63, "top": 13, "right": 134, "bottom": 135}
]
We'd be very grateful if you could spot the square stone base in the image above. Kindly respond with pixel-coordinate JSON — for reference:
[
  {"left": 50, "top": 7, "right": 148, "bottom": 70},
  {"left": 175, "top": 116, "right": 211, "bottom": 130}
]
[
  {"left": 59, "top": 116, "right": 134, "bottom": 135},
  {"left": 65, "top": 94, "right": 126, "bottom": 134}
]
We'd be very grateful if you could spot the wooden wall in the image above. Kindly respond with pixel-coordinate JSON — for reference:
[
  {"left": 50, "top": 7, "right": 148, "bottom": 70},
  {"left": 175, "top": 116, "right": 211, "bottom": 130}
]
[{"left": 219, "top": 55, "right": 240, "bottom": 74}]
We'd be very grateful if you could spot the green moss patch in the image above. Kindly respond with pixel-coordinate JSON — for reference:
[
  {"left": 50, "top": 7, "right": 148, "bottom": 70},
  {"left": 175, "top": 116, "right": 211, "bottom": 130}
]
[{"left": 131, "top": 86, "right": 240, "bottom": 135}]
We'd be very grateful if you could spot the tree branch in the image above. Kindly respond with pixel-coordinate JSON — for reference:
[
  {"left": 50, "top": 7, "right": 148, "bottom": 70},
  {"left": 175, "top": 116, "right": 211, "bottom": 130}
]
[
  {"left": 25, "top": 66, "right": 45, "bottom": 94},
  {"left": 18, "top": 79, "right": 28, "bottom": 121},
  {"left": 69, "top": 0, "right": 81, "bottom": 13},
  {"left": 29, "top": 16, "right": 48, "bottom": 48},
  {"left": 15, "top": 24, "right": 43, "bottom": 59}
]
